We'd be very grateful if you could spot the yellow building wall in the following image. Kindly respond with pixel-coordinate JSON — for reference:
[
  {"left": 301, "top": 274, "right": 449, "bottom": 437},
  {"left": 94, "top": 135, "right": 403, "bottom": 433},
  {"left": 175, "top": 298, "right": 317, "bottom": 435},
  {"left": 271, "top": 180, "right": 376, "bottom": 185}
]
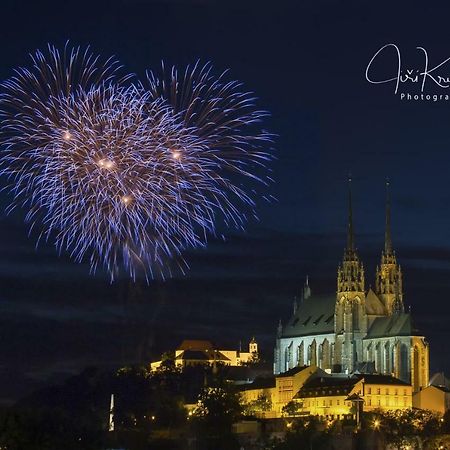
[
  {"left": 296, "top": 380, "right": 412, "bottom": 418},
  {"left": 273, "top": 366, "right": 319, "bottom": 414},
  {"left": 413, "top": 386, "right": 446, "bottom": 414},
  {"left": 363, "top": 383, "right": 412, "bottom": 411},
  {"left": 241, "top": 372, "right": 413, "bottom": 419},
  {"left": 300, "top": 394, "right": 353, "bottom": 418}
]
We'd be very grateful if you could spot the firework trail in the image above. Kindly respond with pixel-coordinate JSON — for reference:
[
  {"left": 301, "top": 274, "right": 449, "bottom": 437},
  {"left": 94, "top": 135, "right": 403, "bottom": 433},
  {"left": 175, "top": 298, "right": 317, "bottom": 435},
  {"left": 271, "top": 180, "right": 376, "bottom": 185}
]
[
  {"left": 145, "top": 62, "right": 274, "bottom": 229},
  {"left": 0, "top": 46, "right": 273, "bottom": 280}
]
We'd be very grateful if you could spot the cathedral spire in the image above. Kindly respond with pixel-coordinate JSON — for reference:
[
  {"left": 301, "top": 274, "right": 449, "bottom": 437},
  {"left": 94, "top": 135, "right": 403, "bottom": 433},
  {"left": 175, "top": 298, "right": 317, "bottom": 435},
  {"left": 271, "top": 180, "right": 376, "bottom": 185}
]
[
  {"left": 337, "top": 177, "right": 365, "bottom": 295},
  {"left": 385, "top": 178, "right": 392, "bottom": 254},
  {"left": 376, "top": 180, "right": 404, "bottom": 315},
  {"left": 347, "top": 176, "right": 354, "bottom": 251}
]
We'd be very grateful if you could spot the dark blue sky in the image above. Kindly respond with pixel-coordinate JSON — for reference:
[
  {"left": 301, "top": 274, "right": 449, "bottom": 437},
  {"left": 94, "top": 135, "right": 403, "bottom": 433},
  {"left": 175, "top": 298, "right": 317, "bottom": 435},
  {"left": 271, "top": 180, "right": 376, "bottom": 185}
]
[{"left": 1, "top": 0, "right": 450, "bottom": 404}]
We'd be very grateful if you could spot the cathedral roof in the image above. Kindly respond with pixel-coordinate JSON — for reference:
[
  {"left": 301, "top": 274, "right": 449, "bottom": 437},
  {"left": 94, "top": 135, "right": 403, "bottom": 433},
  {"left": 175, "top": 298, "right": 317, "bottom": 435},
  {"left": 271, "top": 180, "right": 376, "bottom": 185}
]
[
  {"left": 365, "top": 312, "right": 421, "bottom": 339},
  {"left": 365, "top": 288, "right": 386, "bottom": 315},
  {"left": 281, "top": 295, "right": 335, "bottom": 338}
]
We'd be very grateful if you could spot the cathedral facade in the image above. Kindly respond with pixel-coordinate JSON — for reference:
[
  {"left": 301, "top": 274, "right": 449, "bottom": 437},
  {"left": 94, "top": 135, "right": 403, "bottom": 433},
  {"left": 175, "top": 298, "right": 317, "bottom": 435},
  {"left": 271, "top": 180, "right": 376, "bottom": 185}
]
[{"left": 274, "top": 182, "right": 429, "bottom": 393}]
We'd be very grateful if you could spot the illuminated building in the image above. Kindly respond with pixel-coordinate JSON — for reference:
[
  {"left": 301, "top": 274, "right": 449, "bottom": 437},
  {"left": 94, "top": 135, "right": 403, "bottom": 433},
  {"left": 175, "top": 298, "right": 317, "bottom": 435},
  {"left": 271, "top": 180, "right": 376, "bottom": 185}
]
[
  {"left": 413, "top": 385, "right": 450, "bottom": 414},
  {"left": 240, "top": 365, "right": 322, "bottom": 418},
  {"left": 240, "top": 366, "right": 413, "bottom": 419},
  {"left": 150, "top": 338, "right": 258, "bottom": 371},
  {"left": 296, "top": 374, "right": 412, "bottom": 419},
  {"left": 413, "top": 373, "right": 450, "bottom": 413},
  {"left": 274, "top": 181, "right": 429, "bottom": 393}
]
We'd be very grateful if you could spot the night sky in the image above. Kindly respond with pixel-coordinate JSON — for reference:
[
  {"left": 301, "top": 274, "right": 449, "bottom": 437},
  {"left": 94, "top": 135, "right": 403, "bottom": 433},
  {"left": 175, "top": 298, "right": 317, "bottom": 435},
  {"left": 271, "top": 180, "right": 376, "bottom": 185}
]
[{"left": 1, "top": 0, "right": 450, "bottom": 405}]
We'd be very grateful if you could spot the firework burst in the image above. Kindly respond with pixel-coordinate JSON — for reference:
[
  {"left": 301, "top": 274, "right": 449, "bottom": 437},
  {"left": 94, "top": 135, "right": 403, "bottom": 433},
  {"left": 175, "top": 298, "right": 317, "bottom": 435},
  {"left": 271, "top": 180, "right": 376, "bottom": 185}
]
[
  {"left": 145, "top": 62, "right": 274, "bottom": 228},
  {"left": 0, "top": 47, "right": 273, "bottom": 280}
]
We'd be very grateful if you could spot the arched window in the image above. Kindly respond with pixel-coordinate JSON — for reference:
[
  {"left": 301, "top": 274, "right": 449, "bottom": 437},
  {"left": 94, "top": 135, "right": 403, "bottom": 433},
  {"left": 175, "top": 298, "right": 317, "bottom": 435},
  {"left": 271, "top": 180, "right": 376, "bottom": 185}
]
[
  {"left": 375, "top": 343, "right": 382, "bottom": 373},
  {"left": 413, "top": 346, "right": 420, "bottom": 392},
  {"left": 366, "top": 343, "right": 373, "bottom": 362},
  {"left": 384, "top": 341, "right": 391, "bottom": 374},
  {"left": 321, "top": 339, "right": 331, "bottom": 370},
  {"left": 400, "top": 343, "right": 409, "bottom": 383},
  {"left": 309, "top": 340, "right": 317, "bottom": 366},
  {"left": 352, "top": 299, "right": 360, "bottom": 331},
  {"left": 287, "top": 342, "right": 293, "bottom": 370},
  {"left": 297, "top": 342, "right": 304, "bottom": 366}
]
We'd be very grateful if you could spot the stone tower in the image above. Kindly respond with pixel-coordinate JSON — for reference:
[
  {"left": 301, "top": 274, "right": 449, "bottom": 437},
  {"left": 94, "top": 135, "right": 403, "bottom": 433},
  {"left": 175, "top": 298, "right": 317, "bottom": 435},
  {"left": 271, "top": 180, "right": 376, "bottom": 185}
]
[
  {"left": 375, "top": 180, "right": 404, "bottom": 315},
  {"left": 334, "top": 178, "right": 367, "bottom": 373},
  {"left": 249, "top": 337, "right": 258, "bottom": 356}
]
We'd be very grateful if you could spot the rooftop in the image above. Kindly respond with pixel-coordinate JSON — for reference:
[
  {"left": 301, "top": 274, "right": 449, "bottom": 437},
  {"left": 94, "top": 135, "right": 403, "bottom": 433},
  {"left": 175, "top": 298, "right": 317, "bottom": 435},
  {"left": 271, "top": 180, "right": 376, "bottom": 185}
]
[
  {"left": 281, "top": 295, "right": 335, "bottom": 338},
  {"left": 365, "top": 313, "right": 422, "bottom": 339}
]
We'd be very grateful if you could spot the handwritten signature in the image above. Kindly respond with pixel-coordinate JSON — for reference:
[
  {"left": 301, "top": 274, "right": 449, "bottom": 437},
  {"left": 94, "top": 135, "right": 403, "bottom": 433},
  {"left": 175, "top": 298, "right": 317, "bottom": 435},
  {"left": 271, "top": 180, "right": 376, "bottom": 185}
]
[{"left": 365, "top": 44, "right": 450, "bottom": 94}]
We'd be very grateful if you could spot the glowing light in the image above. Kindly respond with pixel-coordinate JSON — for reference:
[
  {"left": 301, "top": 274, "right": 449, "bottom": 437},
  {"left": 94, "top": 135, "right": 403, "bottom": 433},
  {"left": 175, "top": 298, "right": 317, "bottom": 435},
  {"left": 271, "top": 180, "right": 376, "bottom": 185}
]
[
  {"left": 121, "top": 195, "right": 133, "bottom": 205},
  {"left": 62, "top": 130, "right": 72, "bottom": 141},
  {"left": 98, "top": 158, "right": 116, "bottom": 170},
  {"left": 171, "top": 150, "right": 181, "bottom": 160},
  {"left": 373, "top": 419, "right": 380, "bottom": 429}
]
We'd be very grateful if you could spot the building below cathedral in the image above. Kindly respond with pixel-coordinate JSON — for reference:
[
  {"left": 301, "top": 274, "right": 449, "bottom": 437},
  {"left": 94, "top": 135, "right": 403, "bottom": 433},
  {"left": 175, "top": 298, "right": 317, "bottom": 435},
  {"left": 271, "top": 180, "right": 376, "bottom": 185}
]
[
  {"left": 274, "top": 181, "right": 429, "bottom": 393},
  {"left": 150, "top": 338, "right": 258, "bottom": 371},
  {"left": 240, "top": 365, "right": 413, "bottom": 419}
]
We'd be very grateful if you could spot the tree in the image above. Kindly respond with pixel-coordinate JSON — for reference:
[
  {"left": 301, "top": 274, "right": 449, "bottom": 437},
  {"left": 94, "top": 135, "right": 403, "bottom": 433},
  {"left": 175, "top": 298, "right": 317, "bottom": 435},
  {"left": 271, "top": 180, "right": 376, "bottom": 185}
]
[
  {"left": 0, "top": 407, "right": 103, "bottom": 450},
  {"left": 191, "top": 381, "right": 243, "bottom": 450},
  {"left": 282, "top": 400, "right": 302, "bottom": 417},
  {"left": 193, "top": 385, "right": 243, "bottom": 426},
  {"left": 371, "top": 408, "right": 442, "bottom": 449},
  {"left": 244, "top": 393, "right": 272, "bottom": 416},
  {"left": 273, "top": 416, "right": 331, "bottom": 450}
]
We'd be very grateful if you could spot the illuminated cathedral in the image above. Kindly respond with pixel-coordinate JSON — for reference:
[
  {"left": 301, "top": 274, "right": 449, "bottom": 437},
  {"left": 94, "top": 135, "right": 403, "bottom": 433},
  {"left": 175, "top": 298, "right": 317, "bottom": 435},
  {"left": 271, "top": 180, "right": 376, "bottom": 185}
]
[{"left": 274, "top": 181, "right": 429, "bottom": 393}]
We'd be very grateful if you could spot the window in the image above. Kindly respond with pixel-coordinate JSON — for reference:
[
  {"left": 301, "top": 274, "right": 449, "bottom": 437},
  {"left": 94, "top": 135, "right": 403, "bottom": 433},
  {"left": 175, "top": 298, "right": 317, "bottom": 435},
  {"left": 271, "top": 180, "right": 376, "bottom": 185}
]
[
  {"left": 395, "top": 389, "right": 398, "bottom": 396},
  {"left": 394, "top": 397, "right": 398, "bottom": 406},
  {"left": 329, "top": 399, "right": 333, "bottom": 406},
  {"left": 313, "top": 314, "right": 324, "bottom": 325},
  {"left": 368, "top": 387, "right": 372, "bottom": 394},
  {"left": 404, "top": 397, "right": 407, "bottom": 406},
  {"left": 404, "top": 389, "right": 407, "bottom": 396},
  {"left": 337, "top": 400, "right": 340, "bottom": 406},
  {"left": 377, "top": 388, "right": 381, "bottom": 395},
  {"left": 385, "top": 388, "right": 389, "bottom": 395},
  {"left": 325, "top": 314, "right": 334, "bottom": 324},
  {"left": 367, "top": 397, "right": 372, "bottom": 406},
  {"left": 377, "top": 399, "right": 381, "bottom": 406},
  {"left": 323, "top": 400, "right": 326, "bottom": 406}
]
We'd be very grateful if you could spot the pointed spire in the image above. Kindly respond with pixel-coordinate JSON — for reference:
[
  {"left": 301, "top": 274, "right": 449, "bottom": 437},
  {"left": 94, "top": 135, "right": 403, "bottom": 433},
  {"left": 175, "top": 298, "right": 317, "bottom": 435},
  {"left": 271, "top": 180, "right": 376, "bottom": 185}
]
[
  {"left": 277, "top": 319, "right": 283, "bottom": 337},
  {"left": 385, "top": 178, "right": 392, "bottom": 254},
  {"left": 303, "top": 275, "right": 311, "bottom": 300},
  {"left": 347, "top": 175, "right": 354, "bottom": 251}
]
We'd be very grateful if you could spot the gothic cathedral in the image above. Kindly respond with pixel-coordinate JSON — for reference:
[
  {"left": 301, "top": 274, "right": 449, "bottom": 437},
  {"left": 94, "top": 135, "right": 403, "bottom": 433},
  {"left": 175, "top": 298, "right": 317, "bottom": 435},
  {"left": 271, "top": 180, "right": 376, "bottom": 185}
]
[{"left": 274, "top": 181, "right": 429, "bottom": 393}]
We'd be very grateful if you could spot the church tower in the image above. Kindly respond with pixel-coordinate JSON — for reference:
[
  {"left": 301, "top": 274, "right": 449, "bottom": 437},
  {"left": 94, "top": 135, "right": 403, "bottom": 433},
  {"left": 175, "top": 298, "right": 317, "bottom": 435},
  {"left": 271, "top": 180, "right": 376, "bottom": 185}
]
[
  {"left": 334, "top": 178, "right": 367, "bottom": 373},
  {"left": 375, "top": 181, "right": 404, "bottom": 315}
]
